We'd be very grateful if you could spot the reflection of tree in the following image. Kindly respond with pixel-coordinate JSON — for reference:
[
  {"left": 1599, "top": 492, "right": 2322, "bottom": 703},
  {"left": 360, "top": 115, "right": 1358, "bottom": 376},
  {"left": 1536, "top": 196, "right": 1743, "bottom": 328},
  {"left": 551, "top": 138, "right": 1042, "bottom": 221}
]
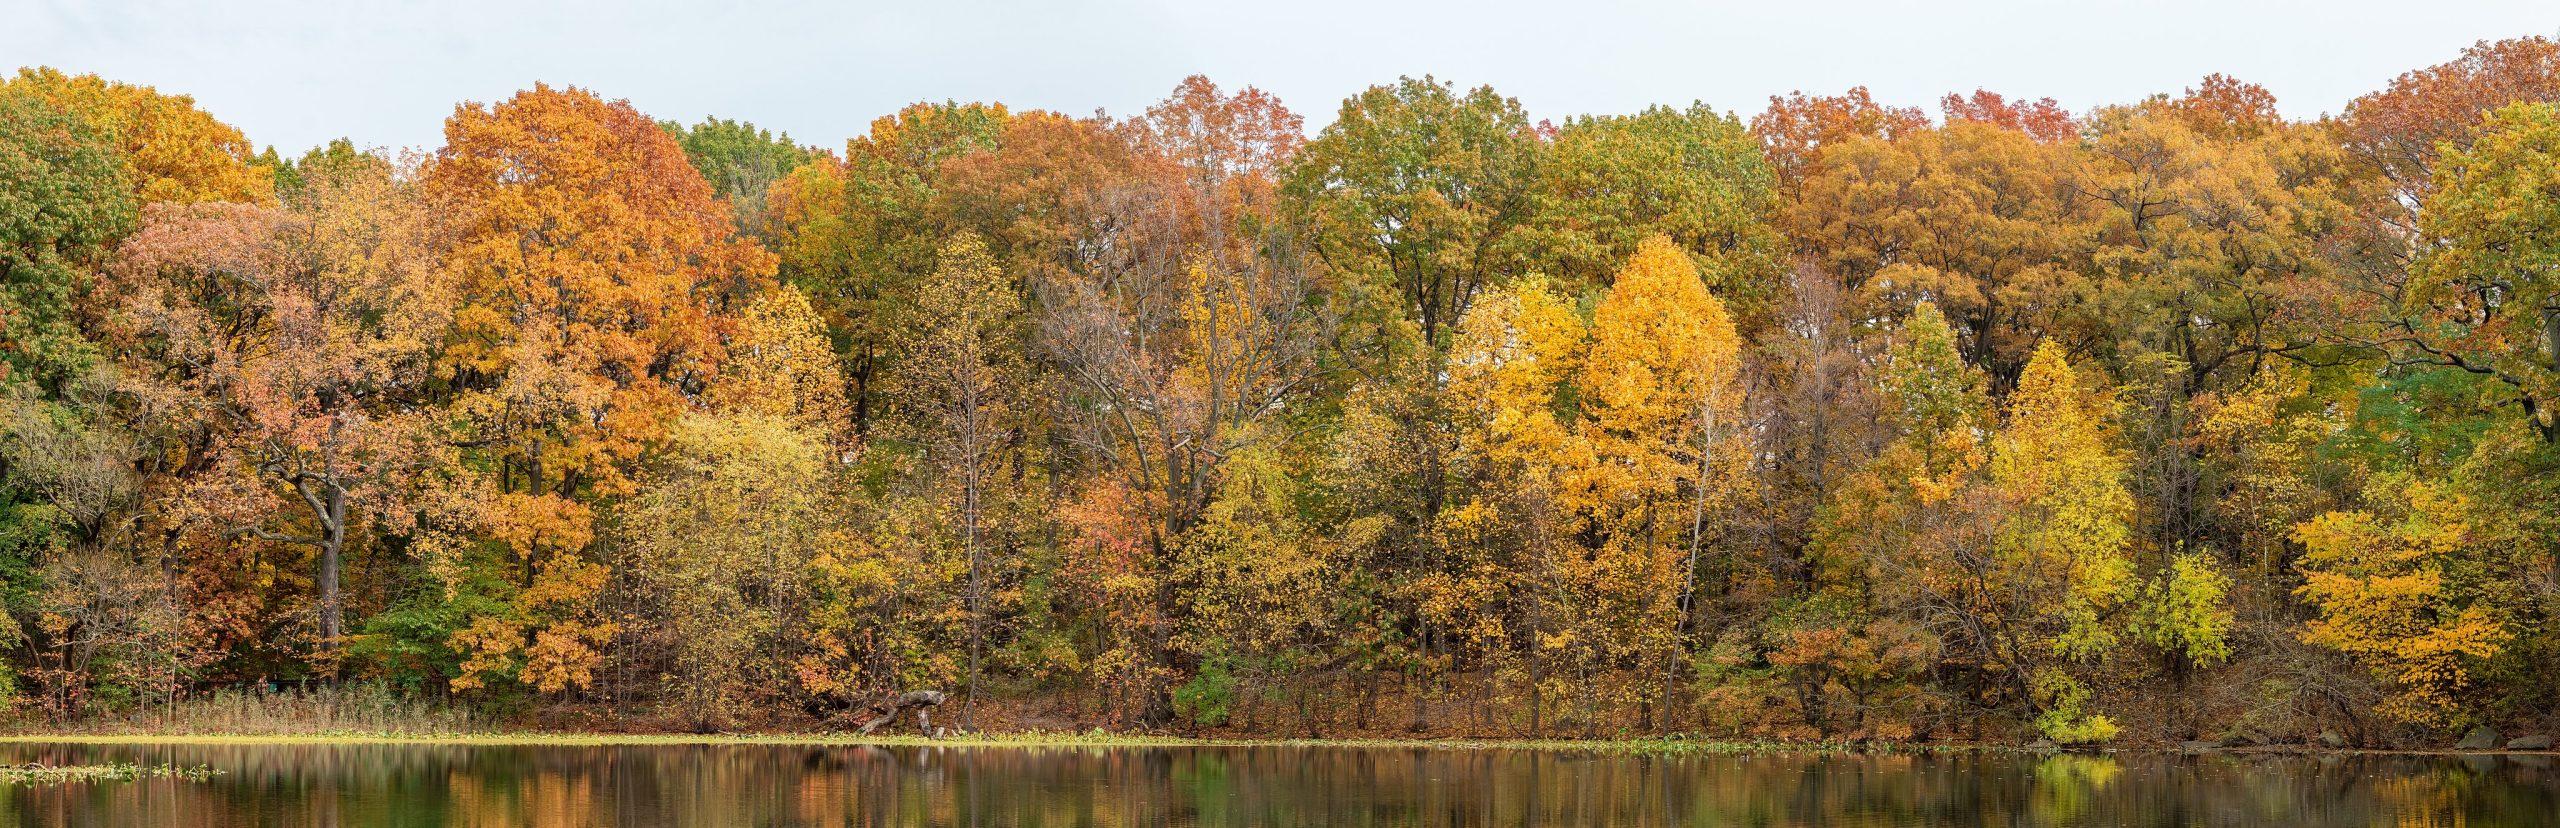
[{"left": 6, "top": 743, "right": 2554, "bottom": 827}]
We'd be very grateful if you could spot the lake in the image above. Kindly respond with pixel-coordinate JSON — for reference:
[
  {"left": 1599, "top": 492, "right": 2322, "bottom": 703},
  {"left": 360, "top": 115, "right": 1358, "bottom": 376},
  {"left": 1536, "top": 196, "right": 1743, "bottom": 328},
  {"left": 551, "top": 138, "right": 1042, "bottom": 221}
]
[{"left": 0, "top": 741, "right": 2551, "bottom": 826}]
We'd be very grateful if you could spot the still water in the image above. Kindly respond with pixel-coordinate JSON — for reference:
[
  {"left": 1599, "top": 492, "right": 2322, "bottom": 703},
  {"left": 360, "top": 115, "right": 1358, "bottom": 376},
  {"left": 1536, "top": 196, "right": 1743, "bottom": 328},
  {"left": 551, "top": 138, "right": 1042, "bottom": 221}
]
[{"left": 0, "top": 741, "right": 2552, "bottom": 827}]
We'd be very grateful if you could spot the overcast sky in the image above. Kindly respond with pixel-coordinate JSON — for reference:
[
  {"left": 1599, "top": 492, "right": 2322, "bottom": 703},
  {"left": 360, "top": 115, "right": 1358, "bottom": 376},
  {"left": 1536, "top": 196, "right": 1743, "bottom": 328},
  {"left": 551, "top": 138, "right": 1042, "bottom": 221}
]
[{"left": 7, "top": 0, "right": 2556, "bottom": 155}]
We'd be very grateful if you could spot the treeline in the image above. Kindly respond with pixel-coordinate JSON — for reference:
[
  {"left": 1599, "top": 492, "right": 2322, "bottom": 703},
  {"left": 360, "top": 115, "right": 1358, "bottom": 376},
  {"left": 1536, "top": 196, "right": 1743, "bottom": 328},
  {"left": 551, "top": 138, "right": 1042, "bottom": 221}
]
[{"left": 2, "top": 38, "right": 2558, "bottom": 746}]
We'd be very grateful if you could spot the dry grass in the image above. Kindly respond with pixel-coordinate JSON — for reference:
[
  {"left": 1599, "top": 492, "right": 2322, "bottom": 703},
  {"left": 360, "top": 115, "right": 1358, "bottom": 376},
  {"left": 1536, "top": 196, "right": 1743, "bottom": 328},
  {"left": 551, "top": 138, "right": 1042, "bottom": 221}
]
[{"left": 28, "top": 684, "right": 476, "bottom": 738}]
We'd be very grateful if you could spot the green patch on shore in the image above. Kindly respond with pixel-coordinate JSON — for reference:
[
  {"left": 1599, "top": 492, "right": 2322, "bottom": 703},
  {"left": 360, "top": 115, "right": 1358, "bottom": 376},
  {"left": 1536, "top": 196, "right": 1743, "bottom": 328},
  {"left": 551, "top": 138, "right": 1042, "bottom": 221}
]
[{"left": 0, "top": 762, "right": 222, "bottom": 785}]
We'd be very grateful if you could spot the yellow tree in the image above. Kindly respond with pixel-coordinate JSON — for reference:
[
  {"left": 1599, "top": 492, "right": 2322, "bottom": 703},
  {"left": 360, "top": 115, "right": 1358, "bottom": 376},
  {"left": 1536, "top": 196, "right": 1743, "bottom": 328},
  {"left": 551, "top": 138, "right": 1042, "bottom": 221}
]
[
  {"left": 714, "top": 283, "right": 852, "bottom": 442},
  {"left": 618, "top": 411, "right": 837, "bottom": 728},
  {"left": 1830, "top": 333, "right": 2139, "bottom": 742},
  {"left": 1810, "top": 301, "right": 1988, "bottom": 733},
  {"left": 1986, "top": 341, "right": 2137, "bottom": 741},
  {"left": 1447, "top": 235, "right": 1745, "bottom": 733},
  {"left": 2292, "top": 477, "right": 2511, "bottom": 728},
  {"left": 895, "top": 235, "right": 1024, "bottom": 728},
  {"left": 1789, "top": 122, "right": 2092, "bottom": 382},
  {"left": 2, "top": 67, "right": 274, "bottom": 205},
  {"left": 1448, "top": 274, "right": 1586, "bottom": 734},
  {"left": 1580, "top": 237, "right": 1747, "bottom": 730}
]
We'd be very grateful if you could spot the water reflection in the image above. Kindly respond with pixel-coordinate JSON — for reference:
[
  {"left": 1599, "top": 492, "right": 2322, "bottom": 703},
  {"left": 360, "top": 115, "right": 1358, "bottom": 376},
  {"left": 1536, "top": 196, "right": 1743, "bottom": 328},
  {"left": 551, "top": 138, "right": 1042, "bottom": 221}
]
[{"left": 0, "top": 741, "right": 2550, "bottom": 827}]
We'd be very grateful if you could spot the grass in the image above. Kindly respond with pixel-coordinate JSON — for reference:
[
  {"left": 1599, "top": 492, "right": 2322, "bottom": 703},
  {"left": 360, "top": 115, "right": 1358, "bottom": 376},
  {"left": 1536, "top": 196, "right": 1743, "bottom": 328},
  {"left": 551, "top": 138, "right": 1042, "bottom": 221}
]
[{"left": 71, "top": 684, "right": 475, "bottom": 737}]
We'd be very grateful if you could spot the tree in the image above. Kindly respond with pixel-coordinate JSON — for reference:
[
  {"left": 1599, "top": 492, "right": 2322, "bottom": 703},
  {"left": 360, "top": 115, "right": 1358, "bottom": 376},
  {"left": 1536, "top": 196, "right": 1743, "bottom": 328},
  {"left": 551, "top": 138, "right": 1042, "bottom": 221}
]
[
  {"left": 102, "top": 152, "right": 445, "bottom": 653},
  {"left": 2402, "top": 103, "right": 2560, "bottom": 441},
  {"left": 427, "top": 83, "right": 772, "bottom": 695},
  {"left": 1942, "top": 90, "right": 2078, "bottom": 143},
  {"left": 2292, "top": 477, "right": 2510, "bottom": 727},
  {"left": 715, "top": 284, "right": 852, "bottom": 441},
  {"left": 1, "top": 67, "right": 274, "bottom": 206},
  {"left": 1283, "top": 77, "right": 1540, "bottom": 730},
  {"left": 1448, "top": 274, "right": 1587, "bottom": 735},
  {"left": 1447, "top": 236, "right": 1745, "bottom": 733},
  {"left": 1788, "top": 121, "right": 2092, "bottom": 382},
  {"left": 662, "top": 117, "right": 816, "bottom": 236},
  {"left": 1033, "top": 78, "right": 1327, "bottom": 726},
  {"left": 2080, "top": 88, "right": 2343, "bottom": 393},
  {"left": 1823, "top": 333, "right": 2139, "bottom": 742},
  {"left": 896, "top": 235, "right": 1024, "bottom": 728},
  {"left": 2074, "top": 83, "right": 2349, "bottom": 557},
  {"left": 1811, "top": 302, "right": 1990, "bottom": 734},
  {"left": 1750, "top": 87, "right": 1929, "bottom": 195},
  {"left": 1578, "top": 236, "right": 1747, "bottom": 731},
  {"left": 2339, "top": 36, "right": 2560, "bottom": 210},
  {"left": 1534, "top": 104, "right": 1785, "bottom": 313},
  {"left": 0, "top": 90, "right": 133, "bottom": 391},
  {"left": 618, "top": 411, "right": 836, "bottom": 727},
  {"left": 1285, "top": 76, "right": 1541, "bottom": 354},
  {"left": 1985, "top": 342, "right": 2137, "bottom": 741},
  {"left": 767, "top": 102, "right": 1012, "bottom": 438}
]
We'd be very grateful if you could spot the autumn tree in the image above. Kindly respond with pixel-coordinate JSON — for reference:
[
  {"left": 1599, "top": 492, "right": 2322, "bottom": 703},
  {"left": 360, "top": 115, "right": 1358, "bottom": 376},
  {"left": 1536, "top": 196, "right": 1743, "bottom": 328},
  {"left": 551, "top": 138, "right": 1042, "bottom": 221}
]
[
  {"left": 1750, "top": 87, "right": 1929, "bottom": 196},
  {"left": 1448, "top": 274, "right": 1587, "bottom": 735},
  {"left": 618, "top": 411, "right": 836, "bottom": 727},
  {"left": 2074, "top": 80, "right": 2348, "bottom": 556},
  {"left": 2339, "top": 36, "right": 2560, "bottom": 210},
  {"left": 1578, "top": 236, "right": 1748, "bottom": 731},
  {"left": 1283, "top": 77, "right": 1539, "bottom": 729},
  {"left": 1810, "top": 302, "right": 1988, "bottom": 734},
  {"left": 2400, "top": 102, "right": 2560, "bottom": 441},
  {"left": 1033, "top": 78, "right": 1327, "bottom": 725},
  {"left": 1, "top": 67, "right": 274, "bottom": 206},
  {"left": 103, "top": 153, "right": 445, "bottom": 653},
  {"left": 2292, "top": 477, "right": 2511, "bottom": 727},
  {"left": 1788, "top": 120, "right": 2092, "bottom": 382},
  {"left": 715, "top": 284, "right": 852, "bottom": 441},
  {"left": 427, "top": 83, "right": 772, "bottom": 695},
  {"left": 1824, "top": 334, "right": 2142, "bottom": 742},
  {"left": 1964, "top": 343, "right": 2150, "bottom": 741},
  {"left": 767, "top": 102, "right": 1011, "bottom": 437},
  {"left": 1448, "top": 236, "right": 1745, "bottom": 733},
  {"left": 1942, "top": 90, "right": 2078, "bottom": 143},
  {"left": 895, "top": 235, "right": 1025, "bottom": 728}
]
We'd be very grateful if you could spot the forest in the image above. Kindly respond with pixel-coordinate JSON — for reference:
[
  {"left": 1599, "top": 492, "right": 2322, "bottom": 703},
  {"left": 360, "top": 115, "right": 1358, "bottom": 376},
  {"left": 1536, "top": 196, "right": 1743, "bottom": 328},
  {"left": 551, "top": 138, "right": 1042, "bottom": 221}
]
[{"left": 1, "top": 35, "right": 2557, "bottom": 749}]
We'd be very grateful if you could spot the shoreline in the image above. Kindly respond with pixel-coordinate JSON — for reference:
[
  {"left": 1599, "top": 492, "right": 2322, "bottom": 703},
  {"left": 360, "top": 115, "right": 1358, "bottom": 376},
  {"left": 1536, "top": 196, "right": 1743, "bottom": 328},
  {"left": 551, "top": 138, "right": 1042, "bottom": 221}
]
[{"left": 0, "top": 732, "right": 2549, "bottom": 758}]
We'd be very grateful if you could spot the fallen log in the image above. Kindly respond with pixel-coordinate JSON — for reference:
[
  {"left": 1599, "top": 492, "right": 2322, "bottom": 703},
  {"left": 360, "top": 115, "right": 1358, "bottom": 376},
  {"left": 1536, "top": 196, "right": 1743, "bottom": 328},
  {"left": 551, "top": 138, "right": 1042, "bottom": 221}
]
[{"left": 857, "top": 690, "right": 948, "bottom": 736}]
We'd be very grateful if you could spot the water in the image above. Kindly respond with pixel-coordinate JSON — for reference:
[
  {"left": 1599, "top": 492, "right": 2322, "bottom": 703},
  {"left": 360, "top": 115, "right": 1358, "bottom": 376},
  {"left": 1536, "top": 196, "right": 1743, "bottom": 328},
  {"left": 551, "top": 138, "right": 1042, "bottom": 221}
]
[{"left": 0, "top": 741, "right": 2551, "bottom": 826}]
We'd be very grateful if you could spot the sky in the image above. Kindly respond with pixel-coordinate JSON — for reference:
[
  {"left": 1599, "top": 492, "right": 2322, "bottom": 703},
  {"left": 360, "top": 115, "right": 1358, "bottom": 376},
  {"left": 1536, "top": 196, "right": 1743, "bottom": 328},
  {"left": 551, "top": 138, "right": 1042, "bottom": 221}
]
[{"left": 6, "top": 0, "right": 2556, "bottom": 155}]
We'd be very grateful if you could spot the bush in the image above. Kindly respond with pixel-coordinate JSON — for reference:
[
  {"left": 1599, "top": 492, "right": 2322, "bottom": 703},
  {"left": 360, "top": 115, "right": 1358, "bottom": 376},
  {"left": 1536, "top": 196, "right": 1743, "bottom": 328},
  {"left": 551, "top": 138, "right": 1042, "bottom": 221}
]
[{"left": 1171, "top": 656, "right": 1237, "bottom": 728}]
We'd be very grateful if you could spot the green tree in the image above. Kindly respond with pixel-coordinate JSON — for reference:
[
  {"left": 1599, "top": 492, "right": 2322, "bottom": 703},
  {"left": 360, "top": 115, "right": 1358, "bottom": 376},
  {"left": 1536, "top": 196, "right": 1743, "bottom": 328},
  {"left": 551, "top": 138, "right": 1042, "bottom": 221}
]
[
  {"left": 0, "top": 92, "right": 132, "bottom": 390},
  {"left": 1284, "top": 76, "right": 1541, "bottom": 355},
  {"left": 1534, "top": 104, "right": 1785, "bottom": 314},
  {"left": 2404, "top": 103, "right": 2560, "bottom": 442},
  {"left": 662, "top": 116, "right": 816, "bottom": 236}
]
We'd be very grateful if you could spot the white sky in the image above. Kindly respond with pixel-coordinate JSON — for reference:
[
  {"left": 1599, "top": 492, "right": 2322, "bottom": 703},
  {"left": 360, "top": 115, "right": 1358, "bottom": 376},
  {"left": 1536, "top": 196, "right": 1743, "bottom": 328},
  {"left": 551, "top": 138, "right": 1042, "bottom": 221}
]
[{"left": 6, "top": 0, "right": 2556, "bottom": 156}]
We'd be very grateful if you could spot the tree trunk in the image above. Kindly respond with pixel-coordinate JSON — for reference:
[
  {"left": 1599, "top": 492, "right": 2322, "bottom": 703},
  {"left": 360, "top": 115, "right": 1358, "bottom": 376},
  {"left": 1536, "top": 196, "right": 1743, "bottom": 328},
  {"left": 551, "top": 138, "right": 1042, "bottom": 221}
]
[{"left": 316, "top": 480, "right": 349, "bottom": 652}]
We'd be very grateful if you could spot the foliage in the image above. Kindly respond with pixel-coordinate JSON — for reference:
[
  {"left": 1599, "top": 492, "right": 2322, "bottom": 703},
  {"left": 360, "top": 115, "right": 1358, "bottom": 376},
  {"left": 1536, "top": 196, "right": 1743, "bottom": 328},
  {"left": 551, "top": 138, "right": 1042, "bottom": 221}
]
[
  {"left": 0, "top": 91, "right": 131, "bottom": 390},
  {"left": 2292, "top": 477, "right": 2511, "bottom": 727},
  {"left": 4, "top": 44, "right": 2560, "bottom": 746}
]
